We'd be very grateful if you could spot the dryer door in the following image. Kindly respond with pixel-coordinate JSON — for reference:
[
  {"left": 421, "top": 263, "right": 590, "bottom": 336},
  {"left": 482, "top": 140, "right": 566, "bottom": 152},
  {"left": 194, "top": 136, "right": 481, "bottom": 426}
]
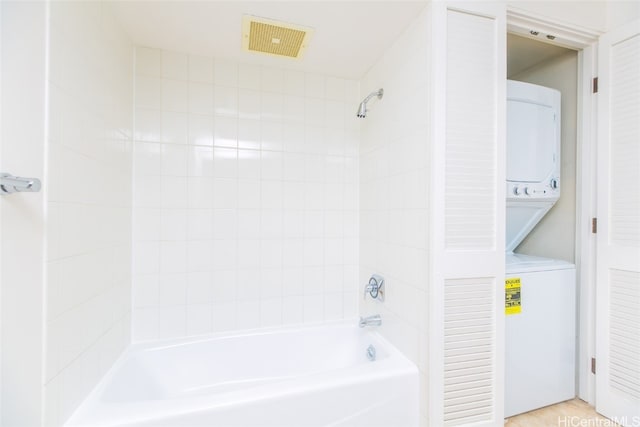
[{"left": 507, "top": 99, "right": 557, "bottom": 183}]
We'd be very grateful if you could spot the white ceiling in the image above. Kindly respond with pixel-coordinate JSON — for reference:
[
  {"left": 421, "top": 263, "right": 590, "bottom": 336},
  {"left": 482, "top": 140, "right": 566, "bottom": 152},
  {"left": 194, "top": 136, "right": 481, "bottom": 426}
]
[
  {"left": 110, "top": 1, "right": 427, "bottom": 80},
  {"left": 507, "top": 33, "right": 575, "bottom": 77}
]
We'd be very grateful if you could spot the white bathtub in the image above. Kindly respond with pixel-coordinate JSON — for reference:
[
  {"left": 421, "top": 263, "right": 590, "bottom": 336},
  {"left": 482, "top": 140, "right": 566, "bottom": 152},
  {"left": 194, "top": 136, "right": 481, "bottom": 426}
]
[{"left": 66, "top": 323, "right": 419, "bottom": 427}]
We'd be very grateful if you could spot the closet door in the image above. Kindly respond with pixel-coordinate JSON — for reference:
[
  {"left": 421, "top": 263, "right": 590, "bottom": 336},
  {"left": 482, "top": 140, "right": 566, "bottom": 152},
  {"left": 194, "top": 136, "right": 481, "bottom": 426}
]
[
  {"left": 596, "top": 19, "right": 640, "bottom": 427},
  {"left": 429, "top": 2, "right": 506, "bottom": 426}
]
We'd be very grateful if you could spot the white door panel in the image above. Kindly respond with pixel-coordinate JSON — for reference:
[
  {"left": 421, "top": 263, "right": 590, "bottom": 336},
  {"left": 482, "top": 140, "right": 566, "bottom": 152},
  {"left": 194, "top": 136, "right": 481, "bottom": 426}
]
[
  {"left": 596, "top": 19, "right": 640, "bottom": 427},
  {"left": 429, "top": 2, "right": 506, "bottom": 426}
]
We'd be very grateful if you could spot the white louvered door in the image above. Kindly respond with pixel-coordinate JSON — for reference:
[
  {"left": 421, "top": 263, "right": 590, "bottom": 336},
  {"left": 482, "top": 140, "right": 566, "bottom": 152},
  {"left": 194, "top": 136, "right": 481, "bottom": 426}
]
[
  {"left": 596, "top": 19, "right": 640, "bottom": 426},
  {"left": 429, "top": 2, "right": 506, "bottom": 426}
]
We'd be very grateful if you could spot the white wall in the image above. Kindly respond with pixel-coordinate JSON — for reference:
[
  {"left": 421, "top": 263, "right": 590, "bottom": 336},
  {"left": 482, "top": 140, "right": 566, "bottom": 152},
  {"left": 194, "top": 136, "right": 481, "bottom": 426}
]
[
  {"left": 1, "top": 4, "right": 3, "bottom": 418},
  {"left": 508, "top": 0, "right": 608, "bottom": 32},
  {"left": 607, "top": 0, "right": 640, "bottom": 29},
  {"left": 43, "top": 2, "right": 133, "bottom": 425},
  {"left": 510, "top": 50, "right": 578, "bottom": 262},
  {"left": 508, "top": 0, "right": 639, "bottom": 33},
  {"left": 0, "top": 1, "right": 47, "bottom": 424},
  {"left": 131, "top": 48, "right": 360, "bottom": 341},
  {"left": 359, "top": 7, "right": 430, "bottom": 426},
  {"left": 1, "top": 3, "right": 3, "bottom": 419}
]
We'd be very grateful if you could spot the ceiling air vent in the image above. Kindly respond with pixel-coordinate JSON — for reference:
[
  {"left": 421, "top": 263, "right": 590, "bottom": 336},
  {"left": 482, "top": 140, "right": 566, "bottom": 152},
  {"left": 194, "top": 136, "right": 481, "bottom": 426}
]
[{"left": 242, "top": 15, "right": 314, "bottom": 59}]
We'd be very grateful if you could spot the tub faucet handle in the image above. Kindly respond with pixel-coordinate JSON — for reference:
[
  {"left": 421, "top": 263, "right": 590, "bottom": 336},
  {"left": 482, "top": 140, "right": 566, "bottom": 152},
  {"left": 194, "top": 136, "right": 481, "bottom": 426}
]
[
  {"left": 366, "top": 344, "right": 376, "bottom": 361},
  {"left": 364, "top": 274, "right": 385, "bottom": 301}
]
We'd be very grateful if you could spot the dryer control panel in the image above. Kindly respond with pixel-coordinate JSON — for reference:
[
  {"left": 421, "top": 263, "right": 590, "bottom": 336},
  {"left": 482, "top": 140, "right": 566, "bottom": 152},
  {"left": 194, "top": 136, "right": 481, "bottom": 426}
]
[{"left": 507, "top": 177, "right": 559, "bottom": 200}]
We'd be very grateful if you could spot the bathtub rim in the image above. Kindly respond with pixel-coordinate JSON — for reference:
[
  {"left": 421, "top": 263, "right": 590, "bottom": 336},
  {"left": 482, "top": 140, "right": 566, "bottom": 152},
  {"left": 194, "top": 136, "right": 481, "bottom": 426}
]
[{"left": 131, "top": 319, "right": 397, "bottom": 352}]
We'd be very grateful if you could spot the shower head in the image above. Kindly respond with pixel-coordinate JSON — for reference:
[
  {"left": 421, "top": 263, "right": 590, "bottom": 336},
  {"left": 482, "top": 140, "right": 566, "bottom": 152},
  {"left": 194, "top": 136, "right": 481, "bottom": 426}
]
[{"left": 356, "top": 88, "right": 384, "bottom": 118}]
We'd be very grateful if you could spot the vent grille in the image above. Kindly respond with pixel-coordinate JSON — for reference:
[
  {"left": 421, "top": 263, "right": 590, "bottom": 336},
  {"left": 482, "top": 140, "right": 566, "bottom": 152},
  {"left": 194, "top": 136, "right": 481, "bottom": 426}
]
[{"left": 242, "top": 16, "right": 313, "bottom": 59}]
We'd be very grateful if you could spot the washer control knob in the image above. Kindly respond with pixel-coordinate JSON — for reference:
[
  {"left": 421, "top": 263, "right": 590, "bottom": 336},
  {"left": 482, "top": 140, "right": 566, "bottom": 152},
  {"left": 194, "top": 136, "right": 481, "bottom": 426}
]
[
  {"left": 513, "top": 187, "right": 521, "bottom": 196},
  {"left": 550, "top": 178, "right": 558, "bottom": 189},
  {"left": 524, "top": 187, "right": 531, "bottom": 195}
]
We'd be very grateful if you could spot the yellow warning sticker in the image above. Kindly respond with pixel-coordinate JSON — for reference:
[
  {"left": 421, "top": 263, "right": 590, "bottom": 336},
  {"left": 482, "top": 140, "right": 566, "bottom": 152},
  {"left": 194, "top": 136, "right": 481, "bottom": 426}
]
[{"left": 505, "top": 277, "right": 521, "bottom": 315}]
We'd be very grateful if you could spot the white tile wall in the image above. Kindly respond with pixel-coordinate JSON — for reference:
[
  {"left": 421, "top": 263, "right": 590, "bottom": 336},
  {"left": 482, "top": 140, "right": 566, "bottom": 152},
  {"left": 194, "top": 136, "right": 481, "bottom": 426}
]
[
  {"left": 359, "top": 8, "right": 430, "bottom": 427},
  {"left": 44, "top": 3, "right": 133, "bottom": 425},
  {"left": 132, "top": 48, "right": 360, "bottom": 341}
]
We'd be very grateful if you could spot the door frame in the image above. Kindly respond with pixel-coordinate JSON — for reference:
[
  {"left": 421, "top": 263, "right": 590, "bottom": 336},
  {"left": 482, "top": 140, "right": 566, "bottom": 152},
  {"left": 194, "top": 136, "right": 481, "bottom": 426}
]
[{"left": 506, "top": 7, "right": 600, "bottom": 405}]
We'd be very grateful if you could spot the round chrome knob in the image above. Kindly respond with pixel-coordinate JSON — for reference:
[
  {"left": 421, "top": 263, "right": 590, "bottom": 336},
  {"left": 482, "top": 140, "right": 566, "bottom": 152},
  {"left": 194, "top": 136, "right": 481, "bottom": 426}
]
[
  {"left": 524, "top": 187, "right": 531, "bottom": 195},
  {"left": 513, "top": 187, "right": 520, "bottom": 195},
  {"left": 550, "top": 178, "right": 558, "bottom": 189}
]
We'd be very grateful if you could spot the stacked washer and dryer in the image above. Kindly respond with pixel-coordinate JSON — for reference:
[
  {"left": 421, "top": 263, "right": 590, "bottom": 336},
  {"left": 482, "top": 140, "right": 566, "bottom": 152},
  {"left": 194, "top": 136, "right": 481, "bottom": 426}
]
[{"left": 505, "top": 80, "right": 576, "bottom": 417}]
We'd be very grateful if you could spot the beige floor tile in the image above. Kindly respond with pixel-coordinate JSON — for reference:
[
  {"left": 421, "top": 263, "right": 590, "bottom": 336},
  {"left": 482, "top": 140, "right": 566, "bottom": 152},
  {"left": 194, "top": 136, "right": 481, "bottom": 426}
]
[{"left": 505, "top": 398, "right": 620, "bottom": 427}]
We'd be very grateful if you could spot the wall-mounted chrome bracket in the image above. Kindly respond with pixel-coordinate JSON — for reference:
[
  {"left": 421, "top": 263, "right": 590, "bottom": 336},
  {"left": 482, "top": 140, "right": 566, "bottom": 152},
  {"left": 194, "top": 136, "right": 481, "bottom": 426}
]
[
  {"left": 364, "top": 274, "right": 385, "bottom": 301},
  {"left": 0, "top": 173, "right": 42, "bottom": 195}
]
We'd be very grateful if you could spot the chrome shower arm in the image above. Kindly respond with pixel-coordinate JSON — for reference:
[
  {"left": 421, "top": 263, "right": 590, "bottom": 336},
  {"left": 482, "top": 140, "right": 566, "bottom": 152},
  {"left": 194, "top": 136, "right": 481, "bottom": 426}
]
[
  {"left": 362, "top": 88, "right": 383, "bottom": 104},
  {"left": 356, "top": 88, "right": 384, "bottom": 118}
]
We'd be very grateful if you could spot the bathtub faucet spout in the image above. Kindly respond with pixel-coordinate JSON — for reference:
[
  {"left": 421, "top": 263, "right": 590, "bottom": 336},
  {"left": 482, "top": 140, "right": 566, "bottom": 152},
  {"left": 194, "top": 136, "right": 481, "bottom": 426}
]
[{"left": 359, "top": 314, "right": 382, "bottom": 328}]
